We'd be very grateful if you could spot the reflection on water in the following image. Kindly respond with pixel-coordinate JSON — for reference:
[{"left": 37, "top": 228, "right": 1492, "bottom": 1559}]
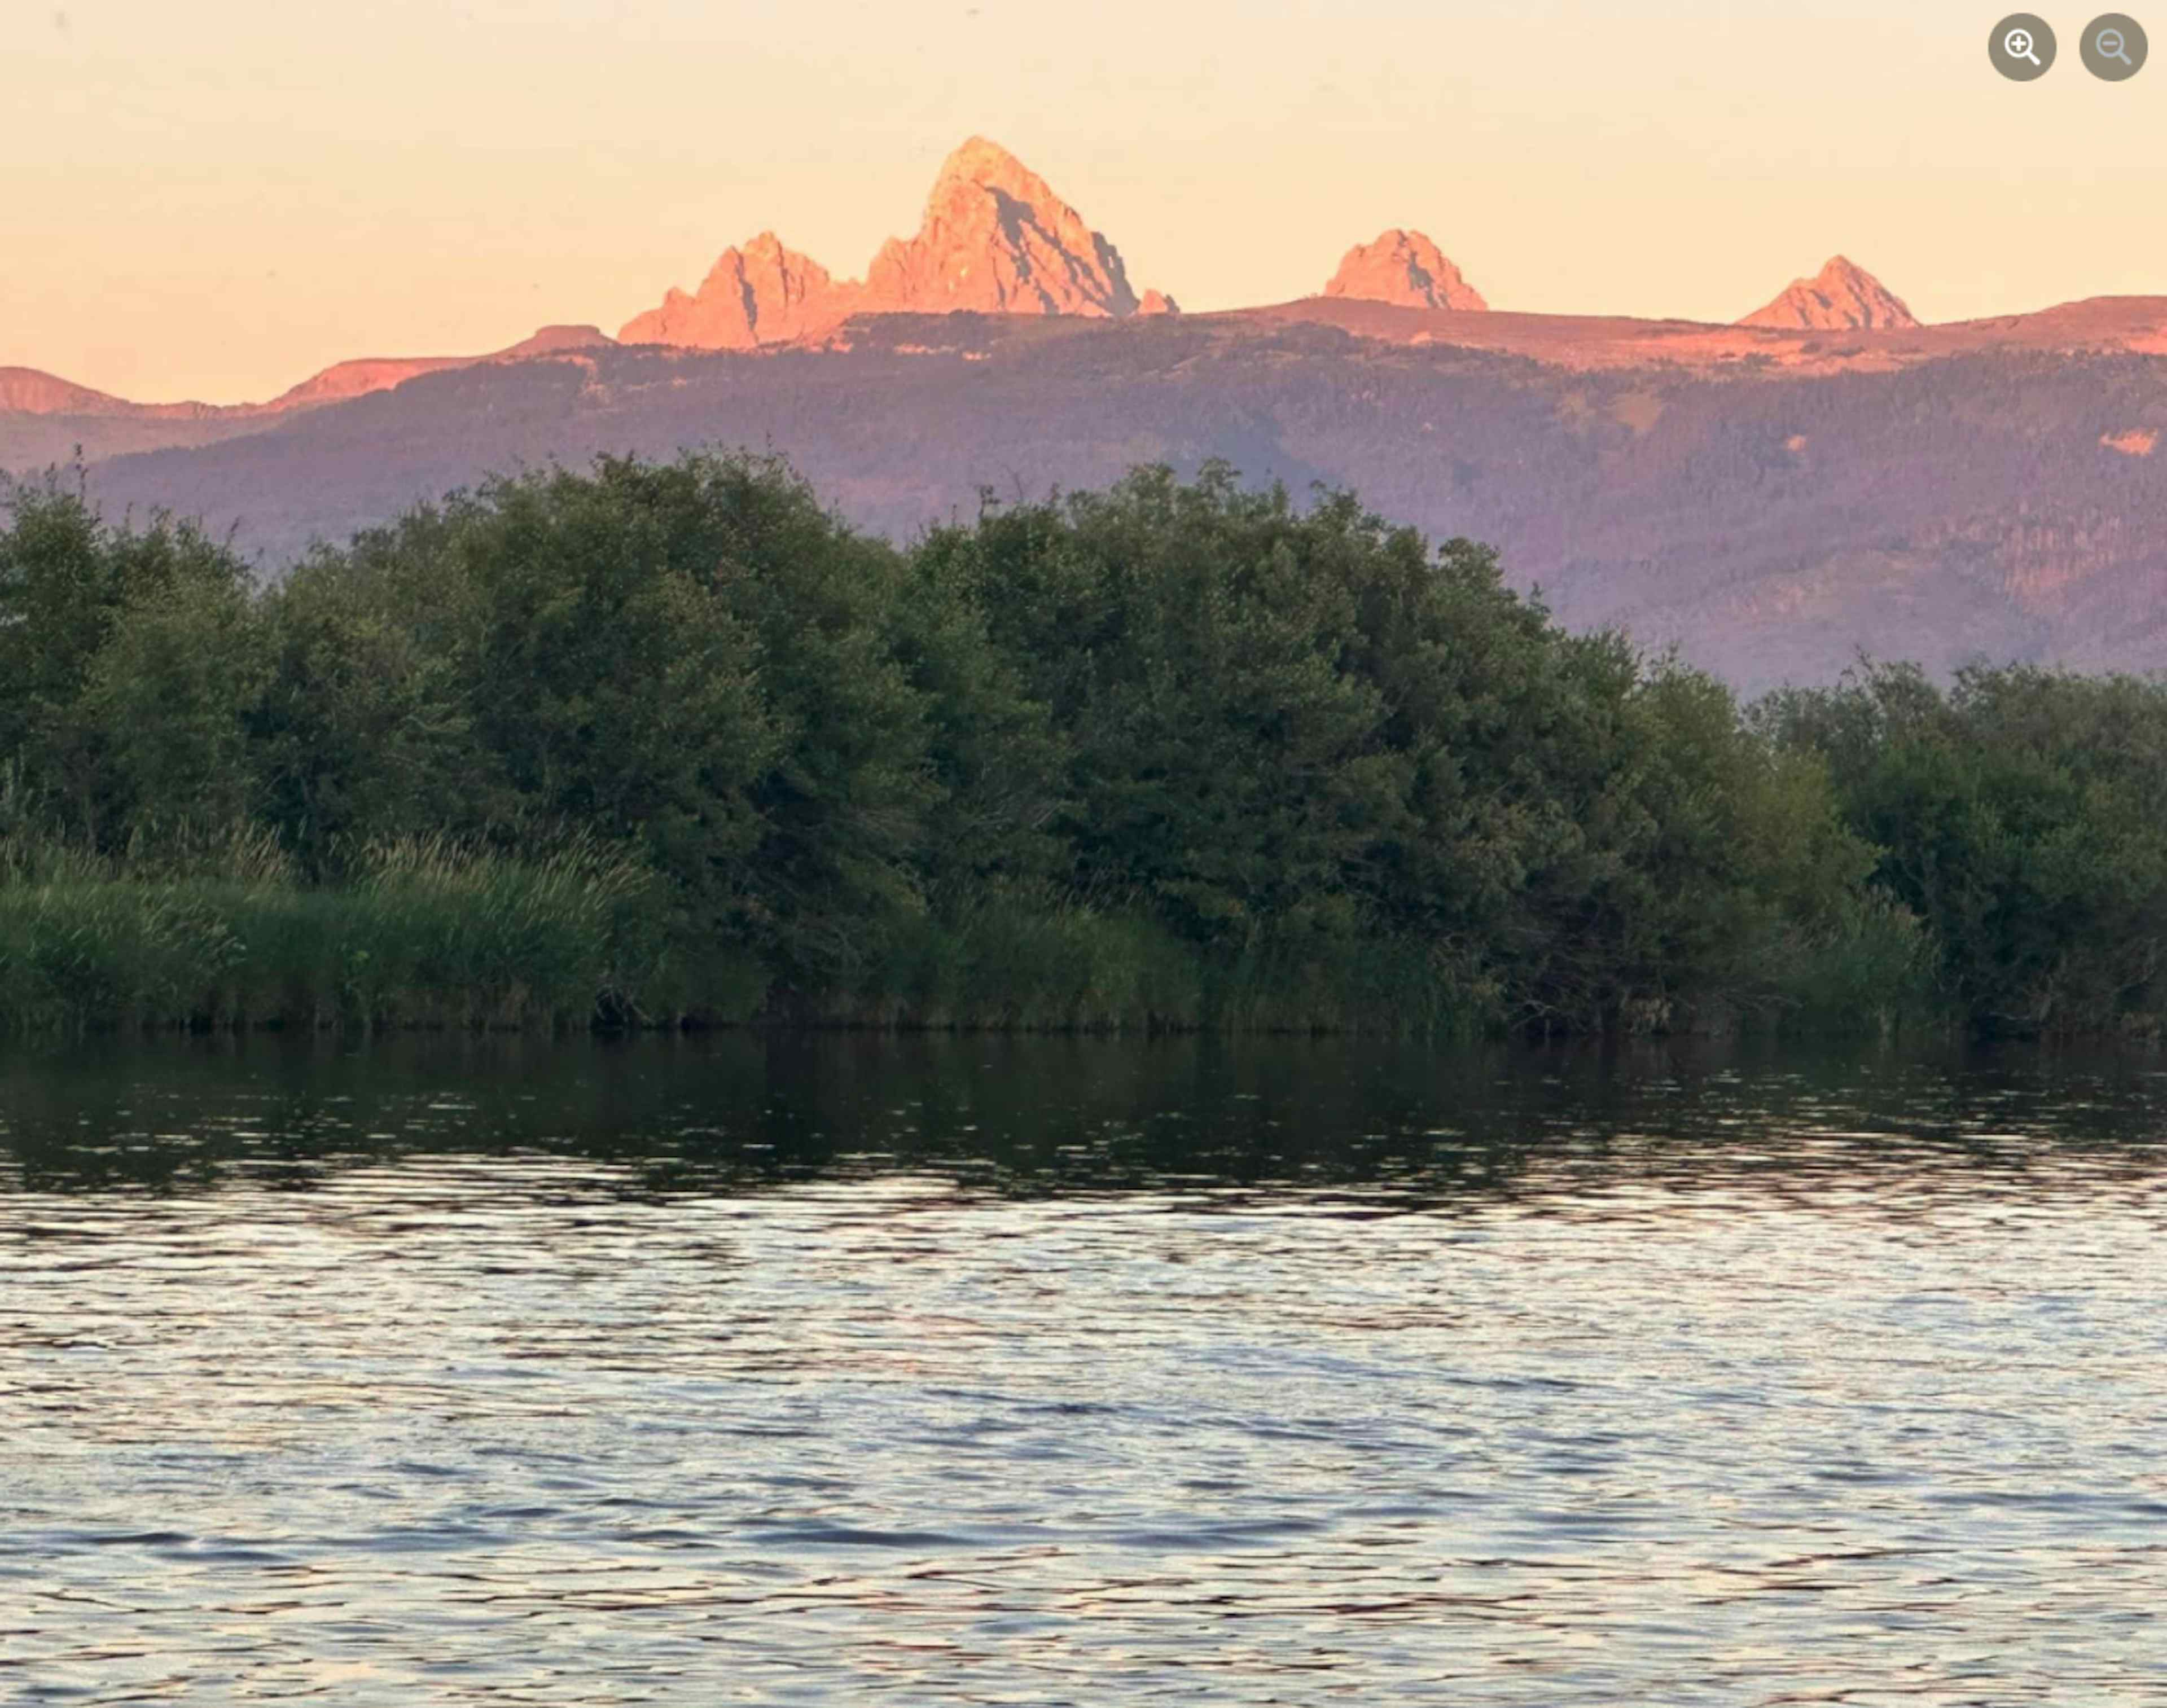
[{"left": 4, "top": 1035, "right": 2166, "bottom": 1703}]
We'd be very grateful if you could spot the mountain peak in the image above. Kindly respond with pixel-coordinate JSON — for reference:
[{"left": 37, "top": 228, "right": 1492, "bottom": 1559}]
[
  {"left": 872, "top": 134, "right": 1148, "bottom": 319},
  {"left": 931, "top": 135, "right": 1041, "bottom": 198},
  {"left": 1324, "top": 229, "right": 1489, "bottom": 311},
  {"left": 1738, "top": 256, "right": 1919, "bottom": 331},
  {"left": 619, "top": 234, "right": 844, "bottom": 349},
  {"left": 617, "top": 136, "right": 1172, "bottom": 350}
]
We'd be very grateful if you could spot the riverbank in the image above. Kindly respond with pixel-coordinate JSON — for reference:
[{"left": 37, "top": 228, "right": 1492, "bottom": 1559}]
[
  {"left": 0, "top": 854, "right": 1935, "bottom": 1039},
  {"left": 8, "top": 454, "right": 2166, "bottom": 1040}
]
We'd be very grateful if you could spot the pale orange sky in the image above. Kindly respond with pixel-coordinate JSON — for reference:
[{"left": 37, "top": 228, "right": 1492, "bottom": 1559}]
[{"left": 8, "top": 0, "right": 2165, "bottom": 402}]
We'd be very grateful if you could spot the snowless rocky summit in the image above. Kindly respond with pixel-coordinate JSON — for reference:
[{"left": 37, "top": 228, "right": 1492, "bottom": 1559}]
[
  {"left": 1738, "top": 256, "right": 1919, "bottom": 330},
  {"left": 619, "top": 137, "right": 1175, "bottom": 349},
  {"left": 1323, "top": 229, "right": 1489, "bottom": 311}
]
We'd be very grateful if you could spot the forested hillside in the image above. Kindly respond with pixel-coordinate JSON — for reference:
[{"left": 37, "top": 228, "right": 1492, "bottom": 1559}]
[{"left": 50, "top": 310, "right": 2167, "bottom": 691}]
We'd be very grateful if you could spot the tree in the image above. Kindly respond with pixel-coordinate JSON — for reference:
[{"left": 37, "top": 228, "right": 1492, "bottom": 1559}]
[{"left": 0, "top": 477, "right": 257, "bottom": 844}]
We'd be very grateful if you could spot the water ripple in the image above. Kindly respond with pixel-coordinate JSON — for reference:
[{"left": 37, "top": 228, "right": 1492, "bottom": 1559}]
[{"left": 4, "top": 1035, "right": 2166, "bottom": 1701}]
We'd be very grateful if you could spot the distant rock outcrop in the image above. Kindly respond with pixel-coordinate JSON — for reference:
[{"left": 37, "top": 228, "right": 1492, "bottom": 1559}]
[
  {"left": 1738, "top": 256, "right": 1919, "bottom": 331},
  {"left": 11, "top": 343, "right": 592, "bottom": 423},
  {"left": 269, "top": 327, "right": 615, "bottom": 412},
  {"left": 269, "top": 357, "right": 472, "bottom": 411},
  {"left": 863, "top": 136, "right": 1146, "bottom": 319},
  {"left": 0, "top": 365, "right": 228, "bottom": 420},
  {"left": 494, "top": 324, "right": 617, "bottom": 359},
  {"left": 1323, "top": 229, "right": 1488, "bottom": 311},
  {"left": 617, "top": 136, "right": 1173, "bottom": 349},
  {"left": 0, "top": 366, "right": 135, "bottom": 415},
  {"left": 618, "top": 233, "right": 848, "bottom": 350}
]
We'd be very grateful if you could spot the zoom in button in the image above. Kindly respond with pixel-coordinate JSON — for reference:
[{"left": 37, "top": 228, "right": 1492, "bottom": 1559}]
[{"left": 1990, "top": 12, "right": 2058, "bottom": 77}]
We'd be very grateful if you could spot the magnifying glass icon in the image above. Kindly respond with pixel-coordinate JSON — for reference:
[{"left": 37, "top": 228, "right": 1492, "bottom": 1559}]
[
  {"left": 2098, "top": 27, "right": 2134, "bottom": 63},
  {"left": 2005, "top": 26, "right": 2043, "bottom": 63}
]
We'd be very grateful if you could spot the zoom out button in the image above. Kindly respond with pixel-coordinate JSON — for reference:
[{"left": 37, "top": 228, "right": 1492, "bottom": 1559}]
[{"left": 2081, "top": 13, "right": 2148, "bottom": 77}]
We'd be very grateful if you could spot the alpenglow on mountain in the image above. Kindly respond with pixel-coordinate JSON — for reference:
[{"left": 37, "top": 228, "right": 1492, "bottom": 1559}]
[
  {"left": 1738, "top": 256, "right": 1919, "bottom": 331},
  {"left": 618, "top": 137, "right": 1177, "bottom": 350},
  {"left": 618, "top": 235, "right": 842, "bottom": 350},
  {"left": 1323, "top": 229, "right": 1489, "bottom": 310}
]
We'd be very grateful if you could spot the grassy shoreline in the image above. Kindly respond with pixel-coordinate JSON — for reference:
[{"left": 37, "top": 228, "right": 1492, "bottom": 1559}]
[
  {"left": 1, "top": 856, "right": 1944, "bottom": 1041},
  {"left": 11, "top": 454, "right": 2167, "bottom": 1043}
]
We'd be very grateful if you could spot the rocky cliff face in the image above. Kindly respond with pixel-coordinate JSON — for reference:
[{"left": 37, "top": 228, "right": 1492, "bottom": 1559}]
[
  {"left": 1323, "top": 229, "right": 1488, "bottom": 310},
  {"left": 1738, "top": 256, "right": 1919, "bottom": 330},
  {"left": 862, "top": 136, "right": 1143, "bottom": 319},
  {"left": 617, "top": 137, "right": 1172, "bottom": 348},
  {"left": 618, "top": 233, "right": 851, "bottom": 349}
]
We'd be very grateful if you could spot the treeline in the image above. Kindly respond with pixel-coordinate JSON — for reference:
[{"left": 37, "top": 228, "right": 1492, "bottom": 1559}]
[{"left": 0, "top": 453, "right": 2159, "bottom": 1037}]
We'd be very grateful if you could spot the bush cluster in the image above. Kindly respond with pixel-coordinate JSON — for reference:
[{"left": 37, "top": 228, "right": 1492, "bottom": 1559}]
[{"left": 2, "top": 452, "right": 2138, "bottom": 1037}]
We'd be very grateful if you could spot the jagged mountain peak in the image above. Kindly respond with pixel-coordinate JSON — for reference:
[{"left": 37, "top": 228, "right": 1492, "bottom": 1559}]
[
  {"left": 1739, "top": 256, "right": 1919, "bottom": 331},
  {"left": 870, "top": 134, "right": 1144, "bottom": 319},
  {"left": 618, "top": 234, "right": 841, "bottom": 349},
  {"left": 618, "top": 137, "right": 1173, "bottom": 350},
  {"left": 929, "top": 135, "right": 1047, "bottom": 201},
  {"left": 1324, "top": 229, "right": 1489, "bottom": 311}
]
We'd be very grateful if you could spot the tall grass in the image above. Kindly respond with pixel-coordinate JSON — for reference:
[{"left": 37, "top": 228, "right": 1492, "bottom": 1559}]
[
  {"left": 859, "top": 903, "right": 1499, "bottom": 1036},
  {"left": 868, "top": 900, "right": 1207, "bottom": 1031},
  {"left": 0, "top": 823, "right": 1949, "bottom": 1040},
  {"left": 1757, "top": 893, "right": 1948, "bottom": 1040},
  {"left": 0, "top": 828, "right": 660, "bottom": 1034},
  {"left": 2, "top": 841, "right": 1509, "bottom": 1038}
]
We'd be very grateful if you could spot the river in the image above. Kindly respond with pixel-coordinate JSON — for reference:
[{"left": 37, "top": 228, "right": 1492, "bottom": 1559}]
[{"left": 5, "top": 1034, "right": 2165, "bottom": 1702}]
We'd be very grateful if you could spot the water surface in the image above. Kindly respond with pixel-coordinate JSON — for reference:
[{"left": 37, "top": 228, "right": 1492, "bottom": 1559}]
[{"left": 5, "top": 1035, "right": 2165, "bottom": 1703}]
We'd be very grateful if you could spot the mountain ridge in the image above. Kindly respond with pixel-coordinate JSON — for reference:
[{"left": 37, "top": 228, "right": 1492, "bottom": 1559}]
[
  {"left": 10, "top": 290, "right": 2162, "bottom": 434},
  {"left": 5, "top": 140, "right": 2100, "bottom": 418},
  {"left": 47, "top": 293, "right": 2167, "bottom": 696},
  {"left": 10, "top": 141, "right": 2167, "bottom": 696}
]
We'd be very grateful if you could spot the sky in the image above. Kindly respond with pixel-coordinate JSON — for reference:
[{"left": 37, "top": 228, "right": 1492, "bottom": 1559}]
[{"left": 8, "top": 0, "right": 2166, "bottom": 402}]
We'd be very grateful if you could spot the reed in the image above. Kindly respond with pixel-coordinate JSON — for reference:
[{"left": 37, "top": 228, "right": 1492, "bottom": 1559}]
[
  {"left": 0, "top": 836, "right": 1963, "bottom": 1038},
  {"left": 1757, "top": 893, "right": 1947, "bottom": 1040},
  {"left": 868, "top": 901, "right": 1207, "bottom": 1031},
  {"left": 0, "top": 828, "right": 660, "bottom": 1034}
]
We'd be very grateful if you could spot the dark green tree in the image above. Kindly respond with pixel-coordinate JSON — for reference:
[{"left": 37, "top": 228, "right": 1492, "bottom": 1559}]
[
  {"left": 1762, "top": 660, "right": 2167, "bottom": 1033},
  {"left": 0, "top": 476, "right": 260, "bottom": 844}
]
